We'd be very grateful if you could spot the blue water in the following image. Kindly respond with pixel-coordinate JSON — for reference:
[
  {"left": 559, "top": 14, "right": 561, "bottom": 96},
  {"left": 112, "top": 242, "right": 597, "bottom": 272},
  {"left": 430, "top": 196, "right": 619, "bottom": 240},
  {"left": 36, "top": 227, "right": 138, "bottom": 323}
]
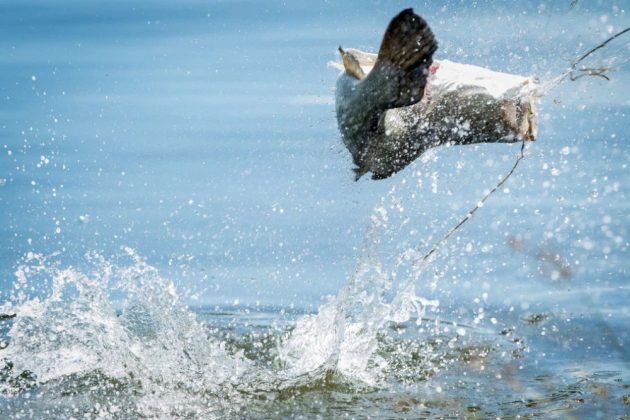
[
  {"left": 1, "top": 0, "right": 627, "bottom": 306},
  {"left": 0, "top": 1, "right": 628, "bottom": 417}
]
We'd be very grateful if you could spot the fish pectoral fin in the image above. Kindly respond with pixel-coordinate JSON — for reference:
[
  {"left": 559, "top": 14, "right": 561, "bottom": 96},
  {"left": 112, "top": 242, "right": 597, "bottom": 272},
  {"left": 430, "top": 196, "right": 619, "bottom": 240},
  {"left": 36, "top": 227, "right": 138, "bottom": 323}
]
[{"left": 353, "top": 166, "right": 368, "bottom": 181}]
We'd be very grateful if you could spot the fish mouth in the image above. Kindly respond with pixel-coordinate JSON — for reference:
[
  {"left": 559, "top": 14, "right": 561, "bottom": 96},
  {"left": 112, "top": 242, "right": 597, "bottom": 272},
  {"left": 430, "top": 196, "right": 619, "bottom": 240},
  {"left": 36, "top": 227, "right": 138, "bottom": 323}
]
[
  {"left": 501, "top": 98, "right": 538, "bottom": 142},
  {"left": 524, "top": 100, "right": 538, "bottom": 141}
]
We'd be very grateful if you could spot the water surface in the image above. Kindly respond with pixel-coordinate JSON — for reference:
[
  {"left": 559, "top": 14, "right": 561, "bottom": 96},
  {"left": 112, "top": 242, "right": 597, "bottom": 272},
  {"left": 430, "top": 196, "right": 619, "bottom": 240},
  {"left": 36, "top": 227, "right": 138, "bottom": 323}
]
[{"left": 1, "top": 0, "right": 629, "bottom": 418}]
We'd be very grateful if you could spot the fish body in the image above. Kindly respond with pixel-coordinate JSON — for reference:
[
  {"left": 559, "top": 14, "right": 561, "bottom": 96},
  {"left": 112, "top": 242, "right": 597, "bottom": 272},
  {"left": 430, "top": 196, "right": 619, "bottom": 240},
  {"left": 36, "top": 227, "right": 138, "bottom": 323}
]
[{"left": 335, "top": 9, "right": 537, "bottom": 180}]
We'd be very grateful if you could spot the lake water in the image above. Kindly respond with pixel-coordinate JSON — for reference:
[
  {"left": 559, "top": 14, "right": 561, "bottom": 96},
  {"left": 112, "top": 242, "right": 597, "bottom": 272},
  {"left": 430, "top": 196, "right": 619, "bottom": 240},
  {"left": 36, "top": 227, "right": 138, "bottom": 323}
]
[{"left": 1, "top": 0, "right": 629, "bottom": 418}]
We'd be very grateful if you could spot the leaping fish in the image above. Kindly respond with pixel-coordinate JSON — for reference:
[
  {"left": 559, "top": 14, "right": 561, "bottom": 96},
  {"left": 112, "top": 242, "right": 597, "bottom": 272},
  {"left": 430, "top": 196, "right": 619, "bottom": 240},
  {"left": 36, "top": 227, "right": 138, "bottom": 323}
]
[{"left": 334, "top": 8, "right": 538, "bottom": 180}]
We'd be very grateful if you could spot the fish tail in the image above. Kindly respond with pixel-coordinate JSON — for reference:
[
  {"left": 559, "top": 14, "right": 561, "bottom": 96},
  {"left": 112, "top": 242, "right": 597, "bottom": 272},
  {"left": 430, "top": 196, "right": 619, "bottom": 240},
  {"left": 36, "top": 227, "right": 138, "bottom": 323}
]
[{"left": 376, "top": 8, "right": 438, "bottom": 108}]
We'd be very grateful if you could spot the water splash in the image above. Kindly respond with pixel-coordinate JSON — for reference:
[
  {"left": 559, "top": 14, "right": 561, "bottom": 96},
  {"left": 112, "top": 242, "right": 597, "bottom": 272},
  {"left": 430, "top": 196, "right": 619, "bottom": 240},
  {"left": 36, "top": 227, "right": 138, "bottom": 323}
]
[
  {"left": 1, "top": 248, "right": 250, "bottom": 417},
  {"left": 278, "top": 202, "right": 439, "bottom": 385},
  {"left": 0, "top": 165, "right": 525, "bottom": 417},
  {"left": 0, "top": 222, "right": 551, "bottom": 418},
  {"left": 0, "top": 224, "right": 443, "bottom": 417}
]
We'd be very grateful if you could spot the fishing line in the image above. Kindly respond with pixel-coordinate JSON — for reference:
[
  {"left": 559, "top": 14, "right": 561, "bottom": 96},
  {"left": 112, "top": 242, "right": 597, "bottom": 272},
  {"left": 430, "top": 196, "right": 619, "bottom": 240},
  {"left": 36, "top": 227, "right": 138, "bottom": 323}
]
[
  {"left": 416, "top": 140, "right": 527, "bottom": 269},
  {"left": 414, "top": 25, "right": 630, "bottom": 272},
  {"left": 541, "top": 26, "right": 630, "bottom": 94}
]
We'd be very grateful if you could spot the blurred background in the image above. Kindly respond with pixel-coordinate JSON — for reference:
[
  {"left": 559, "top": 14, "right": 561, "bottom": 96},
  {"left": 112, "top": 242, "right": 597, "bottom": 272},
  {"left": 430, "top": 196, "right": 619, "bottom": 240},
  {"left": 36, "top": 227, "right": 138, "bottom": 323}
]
[{"left": 0, "top": 0, "right": 627, "bottom": 315}]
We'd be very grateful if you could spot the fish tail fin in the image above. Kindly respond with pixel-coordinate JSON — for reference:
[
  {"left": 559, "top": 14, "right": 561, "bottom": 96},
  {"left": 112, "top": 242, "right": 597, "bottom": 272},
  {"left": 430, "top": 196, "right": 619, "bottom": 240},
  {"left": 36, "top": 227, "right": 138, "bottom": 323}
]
[{"left": 376, "top": 8, "right": 437, "bottom": 108}]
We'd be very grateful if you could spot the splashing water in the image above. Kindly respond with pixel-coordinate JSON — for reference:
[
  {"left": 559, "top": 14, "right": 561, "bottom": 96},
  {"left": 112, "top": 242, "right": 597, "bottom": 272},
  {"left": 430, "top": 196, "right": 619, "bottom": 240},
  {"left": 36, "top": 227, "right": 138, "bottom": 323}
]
[
  {"left": 0, "top": 207, "right": 447, "bottom": 418},
  {"left": 0, "top": 205, "right": 625, "bottom": 417},
  {"left": 1, "top": 249, "right": 251, "bottom": 417},
  {"left": 278, "top": 220, "right": 439, "bottom": 385},
  {"left": 2, "top": 160, "right": 626, "bottom": 418}
]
